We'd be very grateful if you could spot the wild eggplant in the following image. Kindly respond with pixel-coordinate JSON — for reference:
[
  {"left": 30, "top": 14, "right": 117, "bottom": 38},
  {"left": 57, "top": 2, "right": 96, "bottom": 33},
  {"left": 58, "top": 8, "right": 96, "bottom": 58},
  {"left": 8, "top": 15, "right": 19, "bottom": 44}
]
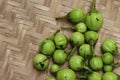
[{"left": 85, "top": 0, "right": 103, "bottom": 31}]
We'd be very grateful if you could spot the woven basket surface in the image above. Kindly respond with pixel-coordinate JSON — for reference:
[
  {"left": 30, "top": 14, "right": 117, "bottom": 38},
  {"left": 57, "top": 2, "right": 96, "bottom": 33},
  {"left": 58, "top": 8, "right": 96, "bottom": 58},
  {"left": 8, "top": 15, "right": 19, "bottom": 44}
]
[{"left": 0, "top": 0, "right": 120, "bottom": 80}]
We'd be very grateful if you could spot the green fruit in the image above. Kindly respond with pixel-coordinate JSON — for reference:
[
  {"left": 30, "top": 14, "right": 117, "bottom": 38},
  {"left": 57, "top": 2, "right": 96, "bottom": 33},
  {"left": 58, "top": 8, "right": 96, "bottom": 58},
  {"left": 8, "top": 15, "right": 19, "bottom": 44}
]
[
  {"left": 68, "top": 8, "right": 85, "bottom": 23},
  {"left": 102, "top": 52, "right": 114, "bottom": 64},
  {"left": 50, "top": 64, "right": 60, "bottom": 73},
  {"left": 70, "top": 32, "right": 84, "bottom": 46},
  {"left": 88, "top": 72, "right": 102, "bottom": 80},
  {"left": 103, "top": 65, "right": 113, "bottom": 72},
  {"left": 79, "top": 44, "right": 92, "bottom": 58},
  {"left": 54, "top": 34, "right": 68, "bottom": 49},
  {"left": 33, "top": 54, "right": 50, "bottom": 70},
  {"left": 103, "top": 72, "right": 118, "bottom": 80},
  {"left": 45, "top": 77, "right": 56, "bottom": 80},
  {"left": 56, "top": 69, "right": 76, "bottom": 80},
  {"left": 53, "top": 50, "right": 67, "bottom": 65},
  {"left": 85, "top": 31, "right": 98, "bottom": 46},
  {"left": 40, "top": 40, "right": 55, "bottom": 56},
  {"left": 85, "top": 0, "right": 103, "bottom": 31},
  {"left": 101, "top": 38, "right": 119, "bottom": 55},
  {"left": 69, "top": 55, "right": 84, "bottom": 71},
  {"left": 90, "top": 56, "right": 103, "bottom": 70},
  {"left": 86, "top": 12, "right": 103, "bottom": 31},
  {"left": 74, "top": 22, "right": 87, "bottom": 33}
]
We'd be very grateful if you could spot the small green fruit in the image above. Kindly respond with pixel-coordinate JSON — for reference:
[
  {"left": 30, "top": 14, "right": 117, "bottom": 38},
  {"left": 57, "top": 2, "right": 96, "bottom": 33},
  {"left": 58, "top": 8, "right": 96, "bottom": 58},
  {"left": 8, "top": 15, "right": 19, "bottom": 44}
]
[
  {"left": 33, "top": 54, "right": 50, "bottom": 70},
  {"left": 56, "top": 69, "right": 76, "bottom": 80},
  {"left": 40, "top": 40, "right": 55, "bottom": 56},
  {"left": 53, "top": 50, "right": 67, "bottom": 65},
  {"left": 50, "top": 64, "right": 60, "bottom": 73}
]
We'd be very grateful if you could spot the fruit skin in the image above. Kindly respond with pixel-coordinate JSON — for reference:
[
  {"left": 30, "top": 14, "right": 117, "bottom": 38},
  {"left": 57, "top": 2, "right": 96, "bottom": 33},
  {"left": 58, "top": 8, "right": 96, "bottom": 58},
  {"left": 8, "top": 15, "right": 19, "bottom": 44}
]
[
  {"left": 85, "top": 12, "right": 103, "bottom": 31},
  {"left": 40, "top": 40, "right": 55, "bottom": 56},
  {"left": 56, "top": 69, "right": 76, "bottom": 80},
  {"left": 102, "top": 52, "right": 114, "bottom": 64},
  {"left": 68, "top": 8, "right": 85, "bottom": 23},
  {"left": 103, "top": 72, "right": 119, "bottom": 80},
  {"left": 53, "top": 50, "right": 67, "bottom": 65},
  {"left": 54, "top": 34, "right": 68, "bottom": 49},
  {"left": 101, "top": 38, "right": 118, "bottom": 54},
  {"left": 33, "top": 54, "right": 50, "bottom": 70},
  {"left": 74, "top": 22, "right": 87, "bottom": 33},
  {"left": 50, "top": 64, "right": 60, "bottom": 73},
  {"left": 88, "top": 72, "right": 102, "bottom": 80},
  {"left": 90, "top": 56, "right": 103, "bottom": 70},
  {"left": 69, "top": 55, "right": 84, "bottom": 71},
  {"left": 103, "top": 65, "right": 113, "bottom": 72},
  {"left": 85, "top": 31, "right": 98, "bottom": 45},
  {"left": 79, "top": 44, "right": 92, "bottom": 58},
  {"left": 45, "top": 77, "right": 56, "bottom": 80},
  {"left": 70, "top": 32, "right": 84, "bottom": 46}
]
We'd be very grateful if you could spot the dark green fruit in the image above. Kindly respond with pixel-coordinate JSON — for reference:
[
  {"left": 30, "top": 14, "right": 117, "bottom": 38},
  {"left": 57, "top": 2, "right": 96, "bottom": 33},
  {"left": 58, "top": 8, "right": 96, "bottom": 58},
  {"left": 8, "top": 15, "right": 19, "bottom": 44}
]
[
  {"left": 54, "top": 34, "right": 68, "bottom": 49},
  {"left": 90, "top": 56, "right": 103, "bottom": 70},
  {"left": 56, "top": 69, "right": 76, "bottom": 80},
  {"left": 33, "top": 54, "right": 50, "bottom": 70},
  {"left": 40, "top": 40, "right": 55, "bottom": 56},
  {"left": 53, "top": 50, "right": 67, "bottom": 65},
  {"left": 103, "top": 72, "right": 119, "bottom": 80}
]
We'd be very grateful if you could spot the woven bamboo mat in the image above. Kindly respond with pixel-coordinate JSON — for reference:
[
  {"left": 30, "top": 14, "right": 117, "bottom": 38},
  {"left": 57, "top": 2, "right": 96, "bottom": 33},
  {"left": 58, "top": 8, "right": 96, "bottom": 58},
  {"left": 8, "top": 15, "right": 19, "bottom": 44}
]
[{"left": 0, "top": 0, "right": 120, "bottom": 80}]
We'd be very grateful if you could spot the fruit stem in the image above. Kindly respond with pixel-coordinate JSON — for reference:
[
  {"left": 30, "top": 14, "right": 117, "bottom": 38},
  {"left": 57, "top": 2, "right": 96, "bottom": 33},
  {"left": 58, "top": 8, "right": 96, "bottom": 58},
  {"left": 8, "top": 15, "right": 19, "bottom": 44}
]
[
  {"left": 111, "top": 62, "right": 120, "bottom": 67},
  {"left": 90, "top": 0, "right": 96, "bottom": 13},
  {"left": 89, "top": 40, "right": 95, "bottom": 55},
  {"left": 48, "top": 29, "right": 60, "bottom": 40},
  {"left": 55, "top": 15, "right": 67, "bottom": 20},
  {"left": 83, "top": 66, "right": 93, "bottom": 73},
  {"left": 77, "top": 75, "right": 87, "bottom": 79},
  {"left": 61, "top": 26, "right": 75, "bottom": 31},
  {"left": 115, "top": 50, "right": 120, "bottom": 56},
  {"left": 67, "top": 46, "right": 77, "bottom": 60}
]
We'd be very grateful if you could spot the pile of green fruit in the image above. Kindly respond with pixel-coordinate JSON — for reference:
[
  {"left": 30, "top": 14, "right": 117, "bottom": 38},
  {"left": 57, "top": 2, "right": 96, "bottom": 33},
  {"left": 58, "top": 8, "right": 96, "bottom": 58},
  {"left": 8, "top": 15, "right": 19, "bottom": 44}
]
[{"left": 33, "top": 0, "right": 120, "bottom": 80}]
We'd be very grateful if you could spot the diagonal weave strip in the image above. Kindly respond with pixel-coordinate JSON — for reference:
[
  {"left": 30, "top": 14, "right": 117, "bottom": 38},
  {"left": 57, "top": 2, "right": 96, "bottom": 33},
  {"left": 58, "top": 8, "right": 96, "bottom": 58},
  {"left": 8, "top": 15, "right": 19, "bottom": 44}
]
[{"left": 0, "top": 0, "right": 120, "bottom": 80}]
